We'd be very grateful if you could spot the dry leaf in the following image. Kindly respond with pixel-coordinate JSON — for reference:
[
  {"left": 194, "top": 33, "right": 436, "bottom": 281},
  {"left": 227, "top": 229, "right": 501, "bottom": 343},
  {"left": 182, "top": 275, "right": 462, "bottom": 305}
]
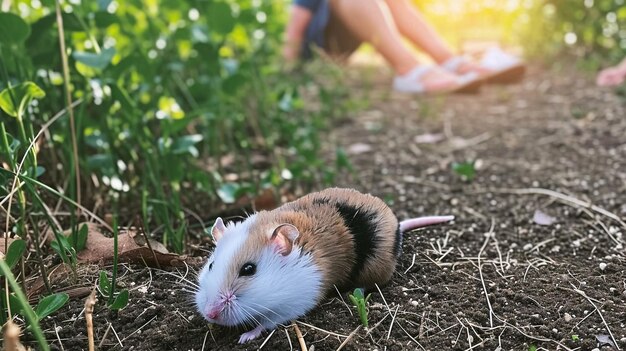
[{"left": 50, "top": 223, "right": 188, "bottom": 268}]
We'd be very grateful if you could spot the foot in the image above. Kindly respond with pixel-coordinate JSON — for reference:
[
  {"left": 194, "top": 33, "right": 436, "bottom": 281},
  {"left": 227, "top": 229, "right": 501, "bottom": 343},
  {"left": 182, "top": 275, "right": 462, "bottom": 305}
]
[
  {"left": 393, "top": 65, "right": 481, "bottom": 94},
  {"left": 441, "top": 48, "right": 526, "bottom": 84},
  {"left": 238, "top": 325, "right": 264, "bottom": 344},
  {"left": 440, "top": 55, "right": 491, "bottom": 78}
]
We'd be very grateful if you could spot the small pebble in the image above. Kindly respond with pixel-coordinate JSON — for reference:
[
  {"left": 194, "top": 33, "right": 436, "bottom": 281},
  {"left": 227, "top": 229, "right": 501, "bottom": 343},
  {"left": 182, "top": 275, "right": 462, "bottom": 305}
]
[
  {"left": 410, "top": 300, "right": 418, "bottom": 307},
  {"left": 564, "top": 313, "right": 572, "bottom": 322},
  {"left": 523, "top": 243, "right": 533, "bottom": 251},
  {"left": 599, "top": 262, "right": 607, "bottom": 271}
]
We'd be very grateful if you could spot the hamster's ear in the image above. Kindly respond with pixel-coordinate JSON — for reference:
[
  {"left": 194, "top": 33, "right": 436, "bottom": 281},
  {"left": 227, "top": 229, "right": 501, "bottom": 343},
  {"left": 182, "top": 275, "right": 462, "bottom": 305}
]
[
  {"left": 211, "top": 217, "right": 227, "bottom": 243},
  {"left": 270, "top": 224, "right": 299, "bottom": 256}
]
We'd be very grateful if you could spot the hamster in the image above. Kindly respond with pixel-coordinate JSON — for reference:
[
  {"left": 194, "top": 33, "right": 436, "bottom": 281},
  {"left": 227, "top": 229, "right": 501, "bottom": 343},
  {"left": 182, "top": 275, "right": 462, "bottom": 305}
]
[{"left": 195, "top": 188, "right": 454, "bottom": 343}]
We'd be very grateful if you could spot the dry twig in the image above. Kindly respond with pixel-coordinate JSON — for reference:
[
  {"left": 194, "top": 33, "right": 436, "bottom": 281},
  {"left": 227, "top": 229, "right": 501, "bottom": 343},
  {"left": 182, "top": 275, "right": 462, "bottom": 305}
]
[
  {"left": 336, "top": 325, "right": 361, "bottom": 351},
  {"left": 85, "top": 289, "right": 97, "bottom": 351},
  {"left": 471, "top": 187, "right": 626, "bottom": 229},
  {"left": 293, "top": 322, "right": 308, "bottom": 351},
  {"left": 567, "top": 284, "right": 620, "bottom": 350}
]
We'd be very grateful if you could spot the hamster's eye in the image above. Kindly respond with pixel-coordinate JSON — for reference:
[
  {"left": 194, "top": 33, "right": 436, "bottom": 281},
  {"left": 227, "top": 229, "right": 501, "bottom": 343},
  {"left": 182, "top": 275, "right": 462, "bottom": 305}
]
[
  {"left": 239, "top": 263, "right": 256, "bottom": 276},
  {"left": 208, "top": 262, "right": 213, "bottom": 271}
]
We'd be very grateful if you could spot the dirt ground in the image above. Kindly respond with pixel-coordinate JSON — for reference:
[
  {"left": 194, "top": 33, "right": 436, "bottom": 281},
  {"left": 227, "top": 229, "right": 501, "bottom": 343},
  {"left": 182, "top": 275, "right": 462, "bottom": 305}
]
[{"left": 36, "top": 63, "right": 626, "bottom": 351}]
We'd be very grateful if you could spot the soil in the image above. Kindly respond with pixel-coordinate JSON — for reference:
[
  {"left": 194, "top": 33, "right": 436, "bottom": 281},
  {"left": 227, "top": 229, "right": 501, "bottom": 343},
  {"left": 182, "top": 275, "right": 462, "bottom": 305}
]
[{"left": 33, "top": 63, "right": 626, "bottom": 351}]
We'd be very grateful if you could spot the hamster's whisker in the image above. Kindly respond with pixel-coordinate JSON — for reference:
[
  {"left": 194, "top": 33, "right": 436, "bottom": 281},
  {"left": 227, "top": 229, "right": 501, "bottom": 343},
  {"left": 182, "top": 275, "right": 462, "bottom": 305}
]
[
  {"left": 155, "top": 270, "right": 200, "bottom": 289},
  {"left": 241, "top": 304, "right": 274, "bottom": 325},
  {"left": 236, "top": 303, "right": 263, "bottom": 328},
  {"left": 248, "top": 302, "right": 281, "bottom": 319},
  {"left": 237, "top": 304, "right": 261, "bottom": 326}
]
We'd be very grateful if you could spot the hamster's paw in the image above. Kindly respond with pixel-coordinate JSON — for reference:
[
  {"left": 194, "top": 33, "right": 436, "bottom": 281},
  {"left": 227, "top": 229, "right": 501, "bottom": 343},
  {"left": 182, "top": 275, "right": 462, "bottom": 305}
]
[{"left": 238, "top": 325, "right": 264, "bottom": 344}]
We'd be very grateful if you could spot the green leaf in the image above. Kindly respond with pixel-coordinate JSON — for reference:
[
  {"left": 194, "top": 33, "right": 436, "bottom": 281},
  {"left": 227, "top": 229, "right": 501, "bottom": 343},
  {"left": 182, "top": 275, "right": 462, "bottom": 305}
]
[
  {"left": 35, "top": 166, "right": 46, "bottom": 178},
  {"left": 216, "top": 182, "right": 240, "bottom": 204},
  {"left": 98, "top": 271, "right": 111, "bottom": 296},
  {"left": 0, "top": 13, "right": 31, "bottom": 44},
  {"left": 451, "top": 161, "right": 476, "bottom": 181},
  {"left": 222, "top": 73, "right": 246, "bottom": 95},
  {"left": 8, "top": 293, "right": 24, "bottom": 316},
  {"left": 87, "top": 153, "right": 114, "bottom": 171},
  {"left": 0, "top": 81, "right": 46, "bottom": 118},
  {"left": 94, "top": 11, "right": 119, "bottom": 28},
  {"left": 72, "top": 47, "right": 116, "bottom": 70},
  {"left": 34, "top": 293, "right": 69, "bottom": 320},
  {"left": 109, "top": 289, "right": 129, "bottom": 310},
  {"left": 207, "top": 2, "right": 235, "bottom": 35},
  {"left": 336, "top": 147, "right": 353, "bottom": 171},
  {"left": 5, "top": 239, "right": 26, "bottom": 270},
  {"left": 69, "top": 224, "right": 88, "bottom": 251},
  {"left": 171, "top": 134, "right": 203, "bottom": 157},
  {"left": 352, "top": 288, "right": 364, "bottom": 300}
]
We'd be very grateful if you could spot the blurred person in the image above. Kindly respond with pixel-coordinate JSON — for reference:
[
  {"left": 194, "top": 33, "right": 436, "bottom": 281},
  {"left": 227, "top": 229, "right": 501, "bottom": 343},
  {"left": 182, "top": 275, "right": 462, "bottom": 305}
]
[
  {"left": 597, "top": 57, "right": 626, "bottom": 87},
  {"left": 283, "top": 0, "right": 525, "bottom": 95}
]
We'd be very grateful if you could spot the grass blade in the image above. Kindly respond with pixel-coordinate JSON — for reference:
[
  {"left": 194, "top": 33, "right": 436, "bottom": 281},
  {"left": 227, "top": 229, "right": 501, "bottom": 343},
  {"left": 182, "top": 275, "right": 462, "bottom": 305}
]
[{"left": 0, "top": 258, "right": 50, "bottom": 351}]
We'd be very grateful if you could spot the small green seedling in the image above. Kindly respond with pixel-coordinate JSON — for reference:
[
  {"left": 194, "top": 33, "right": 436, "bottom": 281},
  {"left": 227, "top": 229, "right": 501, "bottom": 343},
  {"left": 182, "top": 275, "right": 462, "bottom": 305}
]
[
  {"left": 348, "top": 288, "right": 371, "bottom": 328},
  {"left": 528, "top": 344, "right": 537, "bottom": 351},
  {"left": 34, "top": 293, "right": 70, "bottom": 320},
  {"left": 98, "top": 271, "right": 129, "bottom": 310},
  {"left": 571, "top": 334, "right": 579, "bottom": 342},
  {"left": 451, "top": 161, "right": 476, "bottom": 181}
]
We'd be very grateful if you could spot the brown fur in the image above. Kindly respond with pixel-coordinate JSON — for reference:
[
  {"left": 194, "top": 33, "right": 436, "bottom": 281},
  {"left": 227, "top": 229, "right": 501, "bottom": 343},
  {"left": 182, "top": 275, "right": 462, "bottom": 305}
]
[{"left": 243, "top": 188, "right": 400, "bottom": 297}]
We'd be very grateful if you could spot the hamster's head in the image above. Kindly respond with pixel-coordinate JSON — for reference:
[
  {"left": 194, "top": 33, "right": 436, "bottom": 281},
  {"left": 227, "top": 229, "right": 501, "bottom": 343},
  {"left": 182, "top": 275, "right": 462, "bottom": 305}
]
[{"left": 195, "top": 215, "right": 323, "bottom": 329}]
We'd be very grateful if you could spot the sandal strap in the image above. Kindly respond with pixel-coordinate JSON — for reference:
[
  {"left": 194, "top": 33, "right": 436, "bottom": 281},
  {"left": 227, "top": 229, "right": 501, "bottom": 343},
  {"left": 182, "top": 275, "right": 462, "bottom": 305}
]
[
  {"left": 440, "top": 56, "right": 470, "bottom": 73},
  {"left": 402, "top": 64, "right": 434, "bottom": 82},
  {"left": 392, "top": 65, "right": 435, "bottom": 93}
]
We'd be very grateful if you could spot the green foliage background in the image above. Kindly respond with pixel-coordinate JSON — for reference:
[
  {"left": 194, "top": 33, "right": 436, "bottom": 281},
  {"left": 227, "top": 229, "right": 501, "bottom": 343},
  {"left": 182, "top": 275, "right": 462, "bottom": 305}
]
[{"left": 1, "top": 0, "right": 348, "bottom": 252}]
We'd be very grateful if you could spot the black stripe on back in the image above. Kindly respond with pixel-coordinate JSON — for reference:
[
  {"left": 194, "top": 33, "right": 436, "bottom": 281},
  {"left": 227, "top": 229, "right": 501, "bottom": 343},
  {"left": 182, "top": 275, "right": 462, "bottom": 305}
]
[
  {"left": 393, "top": 223, "right": 402, "bottom": 257},
  {"left": 334, "top": 203, "right": 378, "bottom": 281},
  {"left": 312, "top": 197, "right": 330, "bottom": 206}
]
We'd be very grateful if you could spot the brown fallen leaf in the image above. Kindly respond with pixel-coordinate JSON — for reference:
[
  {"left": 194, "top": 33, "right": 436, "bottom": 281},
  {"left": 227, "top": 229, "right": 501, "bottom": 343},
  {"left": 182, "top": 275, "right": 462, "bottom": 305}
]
[{"left": 49, "top": 223, "right": 188, "bottom": 268}]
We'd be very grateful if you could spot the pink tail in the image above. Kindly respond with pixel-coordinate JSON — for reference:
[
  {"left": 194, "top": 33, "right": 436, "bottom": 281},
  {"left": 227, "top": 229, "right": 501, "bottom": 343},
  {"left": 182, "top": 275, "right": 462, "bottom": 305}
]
[{"left": 399, "top": 215, "right": 455, "bottom": 232}]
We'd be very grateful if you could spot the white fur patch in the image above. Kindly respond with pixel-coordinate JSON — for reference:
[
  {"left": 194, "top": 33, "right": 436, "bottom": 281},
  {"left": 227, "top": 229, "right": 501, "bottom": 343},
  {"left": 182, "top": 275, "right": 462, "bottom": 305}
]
[
  {"left": 195, "top": 214, "right": 324, "bottom": 330},
  {"left": 235, "top": 246, "right": 323, "bottom": 329},
  {"left": 196, "top": 215, "right": 257, "bottom": 322}
]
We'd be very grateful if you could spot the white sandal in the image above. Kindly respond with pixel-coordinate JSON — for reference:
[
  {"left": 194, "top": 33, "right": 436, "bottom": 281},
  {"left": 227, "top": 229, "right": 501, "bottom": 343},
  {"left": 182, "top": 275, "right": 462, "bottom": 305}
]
[
  {"left": 441, "top": 48, "right": 526, "bottom": 84},
  {"left": 393, "top": 65, "right": 481, "bottom": 94}
]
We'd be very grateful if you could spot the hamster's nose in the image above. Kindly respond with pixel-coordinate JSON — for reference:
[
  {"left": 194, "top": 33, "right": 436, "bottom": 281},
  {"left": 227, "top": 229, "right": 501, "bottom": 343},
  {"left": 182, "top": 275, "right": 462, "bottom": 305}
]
[{"left": 207, "top": 308, "right": 220, "bottom": 320}]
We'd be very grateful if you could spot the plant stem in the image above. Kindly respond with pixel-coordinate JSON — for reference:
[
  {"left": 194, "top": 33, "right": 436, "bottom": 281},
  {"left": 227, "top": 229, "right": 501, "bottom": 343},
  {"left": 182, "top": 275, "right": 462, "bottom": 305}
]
[
  {"left": 109, "top": 215, "right": 119, "bottom": 305},
  {"left": 29, "top": 215, "right": 52, "bottom": 294},
  {"left": 55, "top": 0, "right": 82, "bottom": 219}
]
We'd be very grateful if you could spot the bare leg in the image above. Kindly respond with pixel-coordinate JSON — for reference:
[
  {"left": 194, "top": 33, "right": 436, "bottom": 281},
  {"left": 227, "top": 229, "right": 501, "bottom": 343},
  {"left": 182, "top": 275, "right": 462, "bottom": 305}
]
[
  {"left": 384, "top": 0, "right": 454, "bottom": 64},
  {"left": 329, "top": 0, "right": 461, "bottom": 91},
  {"left": 384, "top": 0, "right": 491, "bottom": 76}
]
